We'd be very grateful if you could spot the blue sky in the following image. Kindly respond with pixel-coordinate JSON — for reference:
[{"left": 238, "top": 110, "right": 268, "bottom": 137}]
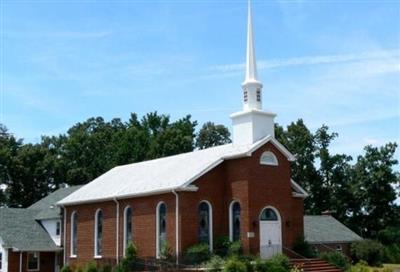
[{"left": 1, "top": 0, "right": 399, "bottom": 162}]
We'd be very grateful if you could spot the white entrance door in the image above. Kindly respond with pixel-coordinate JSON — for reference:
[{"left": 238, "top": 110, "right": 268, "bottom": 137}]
[{"left": 259, "top": 207, "right": 282, "bottom": 259}]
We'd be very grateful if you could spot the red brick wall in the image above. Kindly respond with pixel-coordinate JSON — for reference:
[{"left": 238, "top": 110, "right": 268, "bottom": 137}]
[
  {"left": 7, "top": 251, "right": 55, "bottom": 272},
  {"left": 65, "top": 195, "right": 177, "bottom": 266},
  {"left": 180, "top": 142, "right": 304, "bottom": 256},
  {"left": 64, "top": 141, "right": 304, "bottom": 265}
]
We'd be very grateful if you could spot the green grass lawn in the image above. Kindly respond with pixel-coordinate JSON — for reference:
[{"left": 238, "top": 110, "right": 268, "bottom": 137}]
[{"left": 383, "top": 264, "right": 400, "bottom": 271}]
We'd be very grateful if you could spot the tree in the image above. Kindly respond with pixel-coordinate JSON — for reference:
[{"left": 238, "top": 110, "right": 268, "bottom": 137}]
[
  {"left": 350, "top": 143, "right": 399, "bottom": 237},
  {"left": 275, "top": 120, "right": 321, "bottom": 213},
  {"left": 196, "top": 122, "right": 231, "bottom": 149},
  {"left": 0, "top": 125, "right": 22, "bottom": 206}
]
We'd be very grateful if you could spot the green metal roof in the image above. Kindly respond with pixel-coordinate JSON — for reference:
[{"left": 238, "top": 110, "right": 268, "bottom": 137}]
[
  {"left": 304, "top": 215, "right": 362, "bottom": 243},
  {"left": 28, "top": 186, "right": 82, "bottom": 220},
  {"left": 0, "top": 208, "right": 61, "bottom": 251}
]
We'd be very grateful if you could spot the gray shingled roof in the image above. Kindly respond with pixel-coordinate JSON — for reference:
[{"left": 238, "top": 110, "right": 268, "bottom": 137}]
[
  {"left": 304, "top": 215, "right": 362, "bottom": 243},
  {"left": 29, "top": 186, "right": 82, "bottom": 220},
  {"left": 0, "top": 208, "right": 60, "bottom": 251}
]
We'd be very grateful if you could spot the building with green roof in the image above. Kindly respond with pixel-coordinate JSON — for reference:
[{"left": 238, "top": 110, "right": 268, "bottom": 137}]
[{"left": 0, "top": 186, "right": 81, "bottom": 272}]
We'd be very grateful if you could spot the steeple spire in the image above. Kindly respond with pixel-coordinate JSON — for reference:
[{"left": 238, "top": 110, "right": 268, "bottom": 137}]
[
  {"left": 242, "top": 0, "right": 263, "bottom": 111},
  {"left": 244, "top": 0, "right": 259, "bottom": 83}
]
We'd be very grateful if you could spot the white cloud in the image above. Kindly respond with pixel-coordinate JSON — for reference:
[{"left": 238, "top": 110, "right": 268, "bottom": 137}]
[{"left": 210, "top": 49, "right": 400, "bottom": 73}]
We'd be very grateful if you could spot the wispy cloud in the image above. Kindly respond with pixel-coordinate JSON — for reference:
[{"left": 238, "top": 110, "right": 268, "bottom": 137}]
[
  {"left": 211, "top": 49, "right": 400, "bottom": 73},
  {"left": 3, "top": 31, "right": 112, "bottom": 39}
]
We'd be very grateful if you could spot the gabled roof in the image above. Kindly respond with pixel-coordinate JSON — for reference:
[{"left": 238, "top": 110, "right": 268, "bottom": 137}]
[
  {"left": 59, "top": 135, "right": 295, "bottom": 206},
  {"left": 304, "top": 215, "right": 362, "bottom": 243},
  {"left": 29, "top": 186, "right": 82, "bottom": 220},
  {"left": 0, "top": 208, "right": 60, "bottom": 251}
]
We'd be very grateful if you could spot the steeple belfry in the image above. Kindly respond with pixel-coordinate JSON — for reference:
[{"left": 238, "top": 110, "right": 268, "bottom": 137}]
[
  {"left": 230, "top": 0, "right": 276, "bottom": 145},
  {"left": 242, "top": 0, "right": 263, "bottom": 111}
]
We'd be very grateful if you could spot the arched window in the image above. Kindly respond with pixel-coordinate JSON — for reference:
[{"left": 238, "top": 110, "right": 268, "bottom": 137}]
[
  {"left": 229, "top": 201, "right": 241, "bottom": 241},
  {"left": 198, "top": 201, "right": 213, "bottom": 250},
  {"left": 260, "top": 151, "right": 278, "bottom": 166},
  {"left": 260, "top": 208, "right": 278, "bottom": 221},
  {"left": 70, "top": 211, "right": 77, "bottom": 257},
  {"left": 123, "top": 206, "right": 133, "bottom": 254},
  {"left": 156, "top": 202, "right": 167, "bottom": 258},
  {"left": 94, "top": 209, "right": 103, "bottom": 257}
]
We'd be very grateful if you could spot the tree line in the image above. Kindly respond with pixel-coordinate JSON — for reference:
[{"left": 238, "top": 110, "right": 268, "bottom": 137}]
[{"left": 0, "top": 112, "right": 398, "bottom": 240}]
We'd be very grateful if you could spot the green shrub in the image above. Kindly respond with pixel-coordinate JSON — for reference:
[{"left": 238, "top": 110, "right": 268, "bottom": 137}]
[
  {"left": 253, "top": 258, "right": 268, "bottom": 272},
  {"left": 99, "top": 265, "right": 112, "bottom": 272},
  {"left": 265, "top": 254, "right": 290, "bottom": 272},
  {"left": 292, "top": 236, "right": 316, "bottom": 258},
  {"left": 228, "top": 241, "right": 243, "bottom": 257},
  {"left": 383, "top": 244, "right": 400, "bottom": 264},
  {"left": 160, "top": 242, "right": 174, "bottom": 261},
  {"left": 347, "top": 261, "right": 370, "bottom": 272},
  {"left": 84, "top": 262, "right": 98, "bottom": 272},
  {"left": 223, "top": 257, "right": 248, "bottom": 272},
  {"left": 238, "top": 256, "right": 254, "bottom": 272},
  {"left": 320, "top": 251, "right": 350, "bottom": 270},
  {"left": 205, "top": 255, "right": 225, "bottom": 271},
  {"left": 351, "top": 240, "right": 384, "bottom": 267},
  {"left": 214, "top": 236, "right": 232, "bottom": 257},
  {"left": 61, "top": 266, "right": 72, "bottom": 272},
  {"left": 185, "top": 243, "right": 212, "bottom": 265},
  {"left": 119, "top": 242, "right": 138, "bottom": 272}
]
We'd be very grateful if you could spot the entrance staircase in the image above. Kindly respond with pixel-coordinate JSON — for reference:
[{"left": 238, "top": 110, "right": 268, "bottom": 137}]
[{"left": 290, "top": 258, "right": 343, "bottom": 272}]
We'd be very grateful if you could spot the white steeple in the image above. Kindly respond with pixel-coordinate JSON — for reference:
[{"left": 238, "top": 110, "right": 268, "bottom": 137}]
[
  {"left": 242, "top": 0, "right": 263, "bottom": 111},
  {"left": 230, "top": 0, "right": 276, "bottom": 145},
  {"left": 244, "top": 0, "right": 260, "bottom": 84}
]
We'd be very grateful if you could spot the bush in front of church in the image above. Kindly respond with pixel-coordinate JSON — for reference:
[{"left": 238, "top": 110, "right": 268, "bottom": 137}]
[
  {"left": 185, "top": 243, "right": 212, "bottom": 265},
  {"left": 223, "top": 257, "right": 248, "bottom": 272}
]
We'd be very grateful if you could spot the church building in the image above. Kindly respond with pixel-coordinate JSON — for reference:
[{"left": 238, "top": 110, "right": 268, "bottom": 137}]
[{"left": 57, "top": 1, "right": 308, "bottom": 267}]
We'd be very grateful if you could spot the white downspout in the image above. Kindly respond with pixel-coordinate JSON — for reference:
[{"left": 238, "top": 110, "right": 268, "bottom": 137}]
[
  {"left": 19, "top": 252, "right": 22, "bottom": 272},
  {"left": 62, "top": 205, "right": 67, "bottom": 265},
  {"left": 113, "top": 198, "right": 120, "bottom": 264},
  {"left": 172, "top": 190, "right": 179, "bottom": 265}
]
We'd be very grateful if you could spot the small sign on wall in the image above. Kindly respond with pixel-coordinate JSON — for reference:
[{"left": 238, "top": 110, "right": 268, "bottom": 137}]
[{"left": 247, "top": 232, "right": 255, "bottom": 238}]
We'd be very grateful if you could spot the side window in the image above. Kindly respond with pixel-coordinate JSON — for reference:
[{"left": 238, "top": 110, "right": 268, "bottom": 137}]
[
  {"left": 156, "top": 202, "right": 167, "bottom": 258},
  {"left": 229, "top": 201, "right": 241, "bottom": 241},
  {"left": 27, "top": 252, "right": 39, "bottom": 271},
  {"left": 56, "top": 221, "right": 61, "bottom": 236},
  {"left": 94, "top": 209, "right": 103, "bottom": 257},
  {"left": 260, "top": 151, "right": 278, "bottom": 166},
  {"left": 71, "top": 211, "right": 78, "bottom": 256},
  {"left": 124, "top": 206, "right": 133, "bottom": 254}
]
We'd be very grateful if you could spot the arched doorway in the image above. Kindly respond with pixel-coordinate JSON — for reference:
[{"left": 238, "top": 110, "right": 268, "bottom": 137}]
[{"left": 259, "top": 206, "right": 282, "bottom": 258}]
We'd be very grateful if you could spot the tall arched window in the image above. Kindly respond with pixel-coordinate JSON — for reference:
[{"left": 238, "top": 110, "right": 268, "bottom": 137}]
[
  {"left": 198, "top": 201, "right": 213, "bottom": 250},
  {"left": 229, "top": 201, "right": 241, "bottom": 241},
  {"left": 156, "top": 202, "right": 167, "bottom": 258},
  {"left": 70, "top": 211, "right": 77, "bottom": 257},
  {"left": 124, "top": 206, "right": 133, "bottom": 254},
  {"left": 94, "top": 209, "right": 103, "bottom": 257}
]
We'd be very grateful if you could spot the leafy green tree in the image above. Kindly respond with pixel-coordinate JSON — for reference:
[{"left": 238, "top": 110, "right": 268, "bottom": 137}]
[
  {"left": 275, "top": 120, "right": 321, "bottom": 213},
  {"left": 196, "top": 122, "right": 231, "bottom": 149},
  {"left": 350, "top": 143, "right": 399, "bottom": 237}
]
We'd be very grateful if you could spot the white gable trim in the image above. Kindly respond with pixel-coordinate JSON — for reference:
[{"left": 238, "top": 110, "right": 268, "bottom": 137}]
[
  {"left": 291, "top": 179, "right": 308, "bottom": 198},
  {"left": 244, "top": 135, "right": 295, "bottom": 161}
]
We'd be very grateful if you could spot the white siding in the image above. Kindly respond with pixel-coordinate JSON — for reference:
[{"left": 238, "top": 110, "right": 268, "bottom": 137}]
[
  {"left": 41, "top": 219, "right": 61, "bottom": 246},
  {"left": 0, "top": 241, "right": 8, "bottom": 272}
]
